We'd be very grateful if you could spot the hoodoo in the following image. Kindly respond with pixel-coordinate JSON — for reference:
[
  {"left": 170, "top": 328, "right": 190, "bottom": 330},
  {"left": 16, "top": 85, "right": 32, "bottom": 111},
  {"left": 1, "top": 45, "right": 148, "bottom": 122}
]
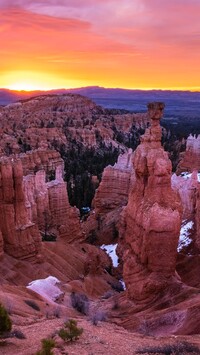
[{"left": 120, "top": 102, "right": 182, "bottom": 302}]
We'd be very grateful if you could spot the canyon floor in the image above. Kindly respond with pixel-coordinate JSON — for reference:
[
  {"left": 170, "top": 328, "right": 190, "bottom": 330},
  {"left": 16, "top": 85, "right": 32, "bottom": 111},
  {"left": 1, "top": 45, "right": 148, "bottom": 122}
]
[{"left": 2, "top": 315, "right": 200, "bottom": 355}]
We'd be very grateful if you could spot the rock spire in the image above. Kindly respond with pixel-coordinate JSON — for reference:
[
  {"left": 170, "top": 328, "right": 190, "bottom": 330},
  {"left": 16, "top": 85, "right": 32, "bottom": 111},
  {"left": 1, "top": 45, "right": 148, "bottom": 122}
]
[{"left": 120, "top": 102, "right": 182, "bottom": 302}]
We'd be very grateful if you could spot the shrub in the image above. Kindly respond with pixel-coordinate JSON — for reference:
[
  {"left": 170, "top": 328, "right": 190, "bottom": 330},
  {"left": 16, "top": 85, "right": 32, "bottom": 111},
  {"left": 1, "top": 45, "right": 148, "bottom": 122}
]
[
  {"left": 0, "top": 303, "right": 12, "bottom": 337},
  {"left": 70, "top": 292, "right": 89, "bottom": 315},
  {"left": 53, "top": 306, "right": 61, "bottom": 318},
  {"left": 90, "top": 310, "right": 107, "bottom": 326},
  {"left": 11, "top": 329, "right": 26, "bottom": 339},
  {"left": 58, "top": 319, "right": 83, "bottom": 342},
  {"left": 24, "top": 299, "right": 40, "bottom": 311},
  {"left": 136, "top": 341, "right": 200, "bottom": 354},
  {"left": 36, "top": 338, "right": 55, "bottom": 355}
]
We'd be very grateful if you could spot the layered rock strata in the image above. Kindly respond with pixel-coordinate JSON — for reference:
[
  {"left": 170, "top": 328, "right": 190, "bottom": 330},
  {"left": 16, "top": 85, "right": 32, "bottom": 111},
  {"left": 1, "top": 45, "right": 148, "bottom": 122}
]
[
  {"left": 177, "top": 134, "right": 200, "bottom": 174},
  {"left": 22, "top": 150, "right": 81, "bottom": 242},
  {"left": 0, "top": 149, "right": 82, "bottom": 259},
  {"left": 120, "top": 102, "right": 182, "bottom": 302},
  {"left": 85, "top": 150, "right": 134, "bottom": 244},
  {"left": 172, "top": 171, "right": 198, "bottom": 220},
  {"left": 0, "top": 157, "right": 41, "bottom": 259}
]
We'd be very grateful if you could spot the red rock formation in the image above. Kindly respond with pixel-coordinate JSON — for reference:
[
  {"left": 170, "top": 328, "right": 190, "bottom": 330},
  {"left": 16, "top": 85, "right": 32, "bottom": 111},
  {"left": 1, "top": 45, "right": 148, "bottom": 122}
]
[
  {"left": 85, "top": 150, "right": 134, "bottom": 245},
  {"left": 22, "top": 150, "right": 82, "bottom": 242},
  {"left": 114, "top": 112, "right": 149, "bottom": 132},
  {"left": 93, "top": 149, "right": 133, "bottom": 215},
  {"left": 0, "top": 231, "right": 3, "bottom": 259},
  {"left": 172, "top": 171, "right": 198, "bottom": 220},
  {"left": 195, "top": 185, "right": 200, "bottom": 249},
  {"left": 120, "top": 102, "right": 182, "bottom": 302},
  {"left": 0, "top": 157, "right": 41, "bottom": 259},
  {"left": 0, "top": 94, "right": 149, "bottom": 156},
  {"left": 177, "top": 134, "right": 200, "bottom": 174}
]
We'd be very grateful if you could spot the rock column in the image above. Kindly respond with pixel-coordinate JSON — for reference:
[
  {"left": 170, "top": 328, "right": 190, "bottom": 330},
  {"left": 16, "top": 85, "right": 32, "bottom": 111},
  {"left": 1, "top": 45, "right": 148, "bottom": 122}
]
[{"left": 121, "top": 103, "right": 182, "bottom": 302}]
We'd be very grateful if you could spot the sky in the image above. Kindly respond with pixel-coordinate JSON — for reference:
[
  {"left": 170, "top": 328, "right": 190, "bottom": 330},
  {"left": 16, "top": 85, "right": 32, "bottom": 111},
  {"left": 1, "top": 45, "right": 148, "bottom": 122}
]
[{"left": 0, "top": 0, "right": 200, "bottom": 91}]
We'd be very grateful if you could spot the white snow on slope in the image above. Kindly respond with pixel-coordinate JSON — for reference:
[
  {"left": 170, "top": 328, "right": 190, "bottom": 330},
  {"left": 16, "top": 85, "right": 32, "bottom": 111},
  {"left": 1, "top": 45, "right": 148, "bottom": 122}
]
[
  {"left": 100, "top": 244, "right": 119, "bottom": 267},
  {"left": 181, "top": 172, "right": 200, "bottom": 182},
  {"left": 119, "top": 279, "right": 126, "bottom": 290},
  {"left": 27, "top": 276, "right": 63, "bottom": 302},
  {"left": 178, "top": 220, "right": 194, "bottom": 252}
]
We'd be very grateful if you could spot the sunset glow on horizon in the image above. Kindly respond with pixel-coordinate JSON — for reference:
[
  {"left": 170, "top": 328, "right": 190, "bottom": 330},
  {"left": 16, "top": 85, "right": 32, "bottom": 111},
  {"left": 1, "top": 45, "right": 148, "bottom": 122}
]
[{"left": 1, "top": 1, "right": 200, "bottom": 91}]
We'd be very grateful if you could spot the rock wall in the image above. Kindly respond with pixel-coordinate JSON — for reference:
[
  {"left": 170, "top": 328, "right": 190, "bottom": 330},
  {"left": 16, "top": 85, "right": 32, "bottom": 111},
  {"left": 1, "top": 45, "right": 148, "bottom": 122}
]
[
  {"left": 177, "top": 134, "right": 200, "bottom": 174},
  {"left": 0, "top": 157, "right": 41, "bottom": 259},
  {"left": 93, "top": 149, "right": 133, "bottom": 215},
  {"left": 86, "top": 150, "right": 134, "bottom": 244},
  {"left": 120, "top": 102, "right": 182, "bottom": 302},
  {"left": 172, "top": 172, "right": 198, "bottom": 220},
  {"left": 0, "top": 149, "right": 82, "bottom": 259},
  {"left": 23, "top": 150, "right": 81, "bottom": 242}
]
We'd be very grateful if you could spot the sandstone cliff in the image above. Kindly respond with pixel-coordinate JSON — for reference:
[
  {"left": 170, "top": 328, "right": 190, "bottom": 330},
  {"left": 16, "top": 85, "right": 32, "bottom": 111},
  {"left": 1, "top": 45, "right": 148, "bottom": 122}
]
[
  {"left": 84, "top": 150, "right": 134, "bottom": 245},
  {"left": 0, "top": 149, "right": 82, "bottom": 259},
  {"left": 0, "top": 157, "right": 41, "bottom": 259},
  {"left": 172, "top": 171, "right": 198, "bottom": 220},
  {"left": 177, "top": 134, "right": 200, "bottom": 174},
  {"left": 120, "top": 102, "right": 182, "bottom": 302},
  {"left": 0, "top": 93, "right": 149, "bottom": 208},
  {"left": 0, "top": 94, "right": 149, "bottom": 155},
  {"left": 22, "top": 150, "right": 82, "bottom": 243}
]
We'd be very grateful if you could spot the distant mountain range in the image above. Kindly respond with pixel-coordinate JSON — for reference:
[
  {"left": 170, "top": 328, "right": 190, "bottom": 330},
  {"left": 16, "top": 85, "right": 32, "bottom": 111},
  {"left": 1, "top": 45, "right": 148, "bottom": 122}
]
[{"left": 1, "top": 86, "right": 200, "bottom": 119}]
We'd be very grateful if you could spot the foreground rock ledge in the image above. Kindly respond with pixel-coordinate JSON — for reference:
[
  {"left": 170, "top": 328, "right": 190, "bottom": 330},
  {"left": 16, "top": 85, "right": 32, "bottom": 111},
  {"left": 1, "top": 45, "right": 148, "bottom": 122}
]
[{"left": 120, "top": 102, "right": 182, "bottom": 302}]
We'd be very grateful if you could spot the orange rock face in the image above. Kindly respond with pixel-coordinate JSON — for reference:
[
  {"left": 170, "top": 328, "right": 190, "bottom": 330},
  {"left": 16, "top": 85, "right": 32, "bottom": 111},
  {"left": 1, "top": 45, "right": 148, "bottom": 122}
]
[
  {"left": 177, "top": 134, "right": 200, "bottom": 174},
  {"left": 0, "top": 157, "right": 41, "bottom": 259},
  {"left": 22, "top": 150, "right": 82, "bottom": 242},
  {"left": 87, "top": 150, "right": 134, "bottom": 244},
  {"left": 120, "top": 103, "right": 182, "bottom": 302},
  {"left": 172, "top": 171, "right": 198, "bottom": 220},
  {"left": 0, "top": 149, "right": 82, "bottom": 259}
]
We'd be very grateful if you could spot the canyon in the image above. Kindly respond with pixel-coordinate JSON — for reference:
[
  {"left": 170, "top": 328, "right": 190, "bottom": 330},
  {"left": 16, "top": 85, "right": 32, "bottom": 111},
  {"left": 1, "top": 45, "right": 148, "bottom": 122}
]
[{"left": 1, "top": 94, "right": 200, "bottom": 353}]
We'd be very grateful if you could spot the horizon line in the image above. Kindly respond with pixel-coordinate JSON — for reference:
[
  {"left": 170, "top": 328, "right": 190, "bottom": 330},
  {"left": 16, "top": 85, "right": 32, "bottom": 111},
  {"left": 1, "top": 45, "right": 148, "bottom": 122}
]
[{"left": 1, "top": 86, "right": 200, "bottom": 93}]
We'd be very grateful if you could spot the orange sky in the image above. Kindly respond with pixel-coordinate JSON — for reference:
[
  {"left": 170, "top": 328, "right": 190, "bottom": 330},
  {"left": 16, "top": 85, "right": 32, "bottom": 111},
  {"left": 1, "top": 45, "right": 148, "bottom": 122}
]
[{"left": 0, "top": 0, "right": 200, "bottom": 91}]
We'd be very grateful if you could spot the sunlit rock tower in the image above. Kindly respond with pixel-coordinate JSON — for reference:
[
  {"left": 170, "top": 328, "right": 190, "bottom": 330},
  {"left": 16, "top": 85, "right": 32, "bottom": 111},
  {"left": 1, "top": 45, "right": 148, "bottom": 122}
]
[{"left": 120, "top": 102, "right": 182, "bottom": 302}]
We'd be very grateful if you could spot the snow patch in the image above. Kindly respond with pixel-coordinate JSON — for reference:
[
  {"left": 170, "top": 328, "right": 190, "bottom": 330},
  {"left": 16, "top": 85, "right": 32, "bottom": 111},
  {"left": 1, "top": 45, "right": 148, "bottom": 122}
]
[
  {"left": 119, "top": 279, "right": 126, "bottom": 290},
  {"left": 181, "top": 171, "right": 200, "bottom": 182},
  {"left": 178, "top": 220, "right": 194, "bottom": 252},
  {"left": 100, "top": 244, "right": 119, "bottom": 267},
  {"left": 27, "top": 276, "right": 63, "bottom": 302}
]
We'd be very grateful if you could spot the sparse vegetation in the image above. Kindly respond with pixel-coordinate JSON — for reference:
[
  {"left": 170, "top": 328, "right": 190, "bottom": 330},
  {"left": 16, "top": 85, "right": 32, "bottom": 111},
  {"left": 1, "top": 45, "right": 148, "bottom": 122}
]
[
  {"left": 53, "top": 306, "right": 61, "bottom": 318},
  {"left": 90, "top": 310, "right": 107, "bottom": 326},
  {"left": 136, "top": 341, "right": 200, "bottom": 354},
  {"left": 36, "top": 338, "right": 55, "bottom": 355},
  {"left": 24, "top": 299, "right": 40, "bottom": 311},
  {"left": 71, "top": 292, "right": 89, "bottom": 315},
  {"left": 0, "top": 303, "right": 12, "bottom": 338},
  {"left": 11, "top": 329, "right": 26, "bottom": 339},
  {"left": 58, "top": 319, "right": 83, "bottom": 342}
]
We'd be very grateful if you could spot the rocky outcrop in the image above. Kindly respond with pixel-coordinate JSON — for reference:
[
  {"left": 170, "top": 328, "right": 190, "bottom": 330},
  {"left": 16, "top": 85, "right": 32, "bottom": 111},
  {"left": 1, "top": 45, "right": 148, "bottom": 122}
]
[
  {"left": 0, "top": 157, "right": 41, "bottom": 259},
  {"left": 177, "top": 134, "right": 200, "bottom": 174},
  {"left": 85, "top": 150, "right": 134, "bottom": 244},
  {"left": 0, "top": 149, "right": 82, "bottom": 259},
  {"left": 195, "top": 185, "right": 200, "bottom": 249},
  {"left": 22, "top": 150, "right": 81, "bottom": 242},
  {"left": 120, "top": 102, "right": 182, "bottom": 302},
  {"left": 93, "top": 149, "right": 133, "bottom": 215},
  {"left": 172, "top": 171, "right": 199, "bottom": 220},
  {"left": 0, "top": 94, "right": 149, "bottom": 155}
]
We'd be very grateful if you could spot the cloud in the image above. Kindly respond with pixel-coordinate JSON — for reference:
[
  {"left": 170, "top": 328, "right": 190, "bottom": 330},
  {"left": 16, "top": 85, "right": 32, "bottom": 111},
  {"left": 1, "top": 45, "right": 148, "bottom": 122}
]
[{"left": 0, "top": 0, "right": 200, "bottom": 90}]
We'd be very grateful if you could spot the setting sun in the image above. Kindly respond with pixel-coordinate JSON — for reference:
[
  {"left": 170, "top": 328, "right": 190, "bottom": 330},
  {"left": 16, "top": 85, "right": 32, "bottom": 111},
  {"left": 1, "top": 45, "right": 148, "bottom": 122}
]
[{"left": 2, "top": 70, "right": 88, "bottom": 91}]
